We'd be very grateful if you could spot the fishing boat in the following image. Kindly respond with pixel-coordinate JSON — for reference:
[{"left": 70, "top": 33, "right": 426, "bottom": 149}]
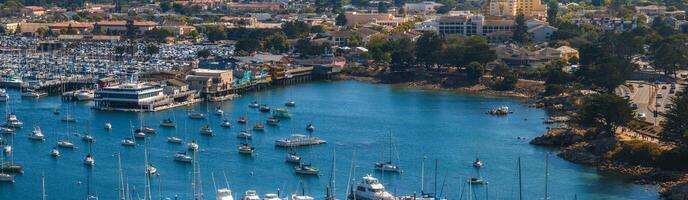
[
  {"left": 271, "top": 108, "right": 292, "bottom": 118},
  {"left": 188, "top": 113, "right": 207, "bottom": 119},
  {"left": 242, "top": 190, "right": 260, "bottom": 200},
  {"left": 0, "top": 89, "right": 8, "bottom": 102},
  {"left": 167, "top": 136, "right": 183, "bottom": 144},
  {"left": 348, "top": 175, "right": 395, "bottom": 200},
  {"left": 215, "top": 106, "right": 224, "bottom": 115},
  {"left": 50, "top": 147, "right": 60, "bottom": 157},
  {"left": 252, "top": 123, "right": 265, "bottom": 131},
  {"left": 237, "top": 117, "right": 248, "bottom": 124},
  {"left": 284, "top": 100, "right": 296, "bottom": 107},
  {"left": 83, "top": 154, "right": 95, "bottom": 167},
  {"left": 266, "top": 118, "right": 280, "bottom": 126},
  {"left": 0, "top": 173, "right": 14, "bottom": 183},
  {"left": 248, "top": 101, "right": 260, "bottom": 108},
  {"left": 57, "top": 139, "right": 75, "bottom": 148},
  {"left": 286, "top": 152, "right": 301, "bottom": 164},
  {"left": 188, "top": 140, "right": 199, "bottom": 151},
  {"left": 0, "top": 127, "right": 15, "bottom": 134},
  {"left": 61, "top": 115, "right": 77, "bottom": 123},
  {"left": 5, "top": 113, "right": 22, "bottom": 128},
  {"left": 104, "top": 122, "right": 112, "bottom": 130},
  {"left": 238, "top": 143, "right": 255, "bottom": 155},
  {"left": 305, "top": 123, "right": 315, "bottom": 132},
  {"left": 28, "top": 126, "right": 44, "bottom": 141},
  {"left": 160, "top": 118, "right": 176, "bottom": 127},
  {"left": 237, "top": 130, "right": 252, "bottom": 140},
  {"left": 221, "top": 119, "right": 232, "bottom": 128},
  {"left": 294, "top": 163, "right": 319, "bottom": 175},
  {"left": 258, "top": 105, "right": 271, "bottom": 112},
  {"left": 200, "top": 125, "right": 214, "bottom": 135},
  {"left": 275, "top": 134, "right": 326, "bottom": 147},
  {"left": 473, "top": 158, "right": 483, "bottom": 168},
  {"left": 174, "top": 151, "right": 192, "bottom": 163}
]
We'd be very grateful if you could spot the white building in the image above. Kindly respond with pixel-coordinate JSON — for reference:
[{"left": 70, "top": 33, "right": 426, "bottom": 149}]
[
  {"left": 403, "top": 1, "right": 443, "bottom": 14},
  {"left": 94, "top": 83, "right": 166, "bottom": 111}
]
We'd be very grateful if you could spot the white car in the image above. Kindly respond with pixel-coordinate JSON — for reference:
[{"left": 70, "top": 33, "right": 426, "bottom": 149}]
[{"left": 637, "top": 113, "right": 647, "bottom": 120}]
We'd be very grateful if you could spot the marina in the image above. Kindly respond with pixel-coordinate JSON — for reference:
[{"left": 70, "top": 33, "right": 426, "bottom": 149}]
[{"left": 0, "top": 81, "right": 658, "bottom": 199}]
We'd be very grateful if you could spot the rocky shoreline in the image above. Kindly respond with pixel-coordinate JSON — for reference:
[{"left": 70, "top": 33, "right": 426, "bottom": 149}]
[{"left": 530, "top": 127, "right": 688, "bottom": 199}]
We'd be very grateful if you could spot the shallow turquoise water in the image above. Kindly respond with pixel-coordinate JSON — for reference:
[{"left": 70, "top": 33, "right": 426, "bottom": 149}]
[{"left": 0, "top": 81, "right": 658, "bottom": 199}]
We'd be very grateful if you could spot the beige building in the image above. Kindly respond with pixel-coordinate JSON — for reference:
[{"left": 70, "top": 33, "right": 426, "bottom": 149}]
[
  {"left": 488, "top": 0, "right": 547, "bottom": 20},
  {"left": 344, "top": 12, "right": 407, "bottom": 27},
  {"left": 186, "top": 69, "right": 233, "bottom": 98}
]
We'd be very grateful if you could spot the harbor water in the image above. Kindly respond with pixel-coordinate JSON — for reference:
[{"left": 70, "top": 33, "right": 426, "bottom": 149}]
[{"left": 0, "top": 81, "right": 658, "bottom": 199}]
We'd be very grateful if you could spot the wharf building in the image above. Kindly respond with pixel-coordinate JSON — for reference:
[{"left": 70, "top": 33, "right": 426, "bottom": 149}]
[{"left": 93, "top": 83, "right": 169, "bottom": 111}]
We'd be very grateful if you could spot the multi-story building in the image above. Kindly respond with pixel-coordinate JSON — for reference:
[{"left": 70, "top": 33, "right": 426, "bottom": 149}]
[
  {"left": 344, "top": 12, "right": 407, "bottom": 27},
  {"left": 437, "top": 12, "right": 515, "bottom": 43},
  {"left": 488, "top": 0, "right": 547, "bottom": 20},
  {"left": 186, "top": 69, "right": 233, "bottom": 99},
  {"left": 94, "top": 83, "right": 167, "bottom": 111}
]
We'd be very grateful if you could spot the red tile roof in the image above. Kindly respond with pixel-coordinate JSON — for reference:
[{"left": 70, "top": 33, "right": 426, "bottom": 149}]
[{"left": 96, "top": 21, "right": 158, "bottom": 26}]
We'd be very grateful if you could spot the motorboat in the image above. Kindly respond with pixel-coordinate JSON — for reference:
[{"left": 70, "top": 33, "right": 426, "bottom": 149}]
[
  {"left": 121, "top": 138, "right": 135, "bottom": 146},
  {"left": 28, "top": 126, "right": 44, "bottom": 141},
  {"left": 104, "top": 122, "right": 112, "bottom": 130},
  {"left": 0, "top": 127, "right": 15, "bottom": 134},
  {"left": 200, "top": 125, "right": 214, "bottom": 135},
  {"left": 82, "top": 134, "right": 95, "bottom": 143},
  {"left": 5, "top": 113, "right": 23, "bottom": 128},
  {"left": 134, "top": 131, "right": 146, "bottom": 139},
  {"left": 217, "top": 188, "right": 234, "bottom": 200},
  {"left": 215, "top": 107, "right": 224, "bottom": 115},
  {"left": 83, "top": 154, "right": 95, "bottom": 167},
  {"left": 286, "top": 152, "right": 301, "bottom": 164},
  {"left": 275, "top": 134, "right": 326, "bottom": 147},
  {"left": 61, "top": 115, "right": 77, "bottom": 123},
  {"left": 258, "top": 105, "right": 270, "bottom": 112},
  {"left": 374, "top": 161, "right": 402, "bottom": 173},
  {"left": 160, "top": 118, "right": 176, "bottom": 127},
  {"left": 3, "top": 144, "right": 10, "bottom": 154},
  {"left": 21, "top": 90, "right": 47, "bottom": 98},
  {"left": 75, "top": 90, "right": 94, "bottom": 101},
  {"left": 248, "top": 101, "right": 260, "bottom": 108},
  {"left": 174, "top": 151, "right": 192, "bottom": 163},
  {"left": 473, "top": 158, "right": 483, "bottom": 168},
  {"left": 50, "top": 147, "right": 60, "bottom": 157},
  {"left": 349, "top": 175, "right": 395, "bottom": 200},
  {"left": 242, "top": 190, "right": 260, "bottom": 200},
  {"left": 0, "top": 89, "right": 8, "bottom": 102},
  {"left": 291, "top": 194, "right": 314, "bottom": 200},
  {"left": 187, "top": 140, "right": 199, "bottom": 151},
  {"left": 238, "top": 143, "right": 255, "bottom": 155},
  {"left": 237, "top": 130, "right": 252, "bottom": 140},
  {"left": 271, "top": 109, "right": 291, "bottom": 118},
  {"left": 57, "top": 140, "right": 75, "bottom": 148},
  {"left": 284, "top": 100, "right": 296, "bottom": 107},
  {"left": 305, "top": 123, "right": 315, "bottom": 132},
  {"left": 188, "top": 113, "right": 207, "bottom": 119},
  {"left": 0, "top": 173, "right": 14, "bottom": 183},
  {"left": 266, "top": 118, "right": 280, "bottom": 126},
  {"left": 237, "top": 117, "right": 248, "bottom": 124},
  {"left": 262, "top": 193, "right": 281, "bottom": 200},
  {"left": 167, "top": 136, "right": 183, "bottom": 144},
  {"left": 221, "top": 119, "right": 232, "bottom": 128},
  {"left": 294, "top": 163, "right": 319, "bottom": 175},
  {"left": 252, "top": 123, "right": 265, "bottom": 131},
  {"left": 468, "top": 177, "right": 486, "bottom": 185}
]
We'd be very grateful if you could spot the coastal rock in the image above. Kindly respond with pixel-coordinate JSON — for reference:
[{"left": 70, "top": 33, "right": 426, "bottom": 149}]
[
  {"left": 558, "top": 137, "right": 617, "bottom": 165},
  {"left": 530, "top": 127, "right": 583, "bottom": 147},
  {"left": 661, "top": 180, "right": 688, "bottom": 200}
]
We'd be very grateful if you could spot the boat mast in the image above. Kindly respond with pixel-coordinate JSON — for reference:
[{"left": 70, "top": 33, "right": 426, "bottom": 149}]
[
  {"left": 42, "top": 173, "right": 46, "bottom": 200},
  {"left": 326, "top": 148, "right": 336, "bottom": 200},
  {"left": 420, "top": 156, "right": 426, "bottom": 195},
  {"left": 144, "top": 138, "right": 152, "bottom": 200},
  {"left": 518, "top": 157, "right": 522, "bottom": 200},
  {"left": 345, "top": 148, "right": 356, "bottom": 200},
  {"left": 118, "top": 153, "right": 125, "bottom": 200},
  {"left": 544, "top": 153, "right": 549, "bottom": 200}
]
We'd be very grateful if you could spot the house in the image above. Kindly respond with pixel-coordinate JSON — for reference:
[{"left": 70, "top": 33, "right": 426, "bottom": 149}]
[
  {"left": 635, "top": 5, "right": 667, "bottom": 16},
  {"left": 437, "top": 12, "right": 515, "bottom": 43},
  {"left": 328, "top": 28, "right": 380, "bottom": 46},
  {"left": 344, "top": 12, "right": 407, "bottom": 27},
  {"left": 227, "top": 2, "right": 287, "bottom": 12},
  {"left": 489, "top": 0, "right": 547, "bottom": 20},
  {"left": 526, "top": 19, "right": 557, "bottom": 42},
  {"left": 93, "top": 21, "right": 158, "bottom": 35},
  {"left": 403, "top": 1, "right": 443, "bottom": 14},
  {"left": 494, "top": 44, "right": 573, "bottom": 68},
  {"left": 556, "top": 46, "right": 579, "bottom": 62},
  {"left": 24, "top": 6, "right": 46, "bottom": 16},
  {"left": 48, "top": 22, "right": 95, "bottom": 34}
]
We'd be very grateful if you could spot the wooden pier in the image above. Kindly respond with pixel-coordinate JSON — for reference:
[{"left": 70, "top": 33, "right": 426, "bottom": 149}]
[{"left": 35, "top": 79, "right": 97, "bottom": 95}]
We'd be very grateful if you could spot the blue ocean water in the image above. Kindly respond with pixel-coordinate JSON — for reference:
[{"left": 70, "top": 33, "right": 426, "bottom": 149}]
[{"left": 0, "top": 81, "right": 658, "bottom": 199}]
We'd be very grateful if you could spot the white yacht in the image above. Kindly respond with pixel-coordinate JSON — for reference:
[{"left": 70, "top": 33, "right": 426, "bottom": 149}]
[
  {"left": 216, "top": 188, "right": 234, "bottom": 200},
  {"left": 83, "top": 154, "right": 95, "bottom": 167},
  {"left": 61, "top": 115, "right": 77, "bottom": 123},
  {"left": 200, "top": 125, "right": 214, "bottom": 135},
  {"left": 104, "top": 122, "right": 112, "bottom": 130},
  {"left": 0, "top": 127, "right": 14, "bottom": 134},
  {"left": 187, "top": 141, "right": 199, "bottom": 151},
  {"left": 75, "top": 90, "right": 94, "bottom": 101},
  {"left": 57, "top": 139, "right": 75, "bottom": 148},
  {"left": 221, "top": 119, "right": 232, "bottom": 128},
  {"left": 242, "top": 190, "right": 260, "bottom": 200},
  {"left": 349, "top": 175, "right": 395, "bottom": 200},
  {"left": 261, "top": 193, "right": 281, "bottom": 200},
  {"left": 50, "top": 147, "right": 60, "bottom": 157},
  {"left": 3, "top": 144, "right": 11, "bottom": 154},
  {"left": 21, "top": 90, "right": 47, "bottom": 98},
  {"left": 291, "top": 194, "right": 314, "bottom": 200},
  {"left": 167, "top": 136, "right": 182, "bottom": 143},
  {"left": 215, "top": 107, "right": 224, "bottom": 115},
  {"left": 5, "top": 113, "right": 23, "bottom": 128},
  {"left": 146, "top": 164, "right": 157, "bottom": 175},
  {"left": 0, "top": 173, "right": 14, "bottom": 183},
  {"left": 28, "top": 126, "right": 44, "bottom": 141},
  {"left": 121, "top": 138, "right": 135, "bottom": 146}
]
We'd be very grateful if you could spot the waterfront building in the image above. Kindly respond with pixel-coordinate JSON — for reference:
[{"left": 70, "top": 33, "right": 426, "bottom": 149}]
[
  {"left": 437, "top": 12, "right": 515, "bottom": 43},
  {"left": 186, "top": 69, "right": 233, "bottom": 99},
  {"left": 94, "top": 83, "right": 166, "bottom": 111}
]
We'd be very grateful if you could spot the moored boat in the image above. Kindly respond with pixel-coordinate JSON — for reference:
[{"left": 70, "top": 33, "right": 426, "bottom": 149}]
[
  {"left": 50, "top": 147, "right": 60, "bottom": 157},
  {"left": 271, "top": 108, "right": 291, "bottom": 118},
  {"left": 294, "top": 163, "right": 319, "bottom": 175},
  {"left": 248, "top": 101, "right": 260, "bottom": 108},
  {"left": 473, "top": 157, "right": 483, "bottom": 168},
  {"left": 221, "top": 119, "right": 232, "bottom": 128},
  {"left": 348, "top": 175, "right": 395, "bottom": 200},
  {"left": 160, "top": 118, "right": 176, "bottom": 127},
  {"left": 284, "top": 100, "right": 296, "bottom": 107},
  {"left": 121, "top": 138, "right": 135, "bottom": 146},
  {"left": 286, "top": 152, "right": 301, "bottom": 164},
  {"left": 174, "top": 151, "right": 192, "bottom": 163},
  {"left": 238, "top": 143, "right": 255, "bottom": 155},
  {"left": 258, "top": 105, "right": 270, "bottom": 112},
  {"left": 167, "top": 136, "right": 182, "bottom": 143},
  {"left": 252, "top": 123, "right": 264, "bottom": 131},
  {"left": 28, "top": 126, "right": 44, "bottom": 141},
  {"left": 238, "top": 117, "right": 248, "bottom": 124},
  {"left": 237, "top": 130, "right": 252, "bottom": 140},
  {"left": 104, "top": 122, "right": 112, "bottom": 130},
  {"left": 187, "top": 140, "right": 199, "bottom": 151},
  {"left": 57, "top": 139, "right": 75, "bottom": 148},
  {"left": 83, "top": 154, "right": 95, "bottom": 167},
  {"left": 266, "top": 118, "right": 280, "bottom": 126},
  {"left": 200, "top": 125, "right": 214, "bottom": 135},
  {"left": 305, "top": 123, "right": 315, "bottom": 132},
  {"left": 188, "top": 113, "right": 207, "bottom": 119},
  {"left": 242, "top": 190, "right": 260, "bottom": 200},
  {"left": 0, "top": 173, "right": 14, "bottom": 183},
  {"left": 275, "top": 134, "right": 325, "bottom": 147}
]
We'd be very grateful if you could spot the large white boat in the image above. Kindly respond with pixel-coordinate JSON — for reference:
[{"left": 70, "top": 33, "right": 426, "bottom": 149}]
[
  {"left": 217, "top": 188, "right": 234, "bottom": 200},
  {"left": 174, "top": 151, "right": 192, "bottom": 163},
  {"left": 21, "top": 90, "right": 47, "bottom": 98},
  {"left": 187, "top": 140, "right": 199, "bottom": 151},
  {"left": 75, "top": 90, "right": 94, "bottom": 101},
  {"left": 83, "top": 154, "right": 95, "bottom": 167},
  {"left": 5, "top": 113, "right": 23, "bottom": 128},
  {"left": 291, "top": 194, "right": 314, "bottom": 200},
  {"left": 349, "top": 175, "right": 395, "bottom": 200},
  {"left": 28, "top": 126, "right": 44, "bottom": 141},
  {"left": 0, "top": 88, "right": 8, "bottom": 102},
  {"left": 261, "top": 193, "right": 281, "bottom": 200},
  {"left": 241, "top": 190, "right": 260, "bottom": 200},
  {"left": 57, "top": 139, "right": 75, "bottom": 148},
  {"left": 275, "top": 134, "right": 326, "bottom": 147},
  {"left": 0, "top": 173, "right": 14, "bottom": 183}
]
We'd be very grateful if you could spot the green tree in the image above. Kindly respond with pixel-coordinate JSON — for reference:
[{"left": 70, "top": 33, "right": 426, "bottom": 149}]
[
  {"left": 662, "top": 92, "right": 688, "bottom": 146},
  {"left": 160, "top": 1, "right": 172, "bottom": 12},
  {"left": 512, "top": 14, "right": 529, "bottom": 43},
  {"left": 143, "top": 28, "right": 173, "bottom": 43},
  {"left": 415, "top": 32, "right": 443, "bottom": 67},
  {"left": 264, "top": 31, "right": 289, "bottom": 53},
  {"left": 366, "top": 34, "right": 391, "bottom": 62},
  {"left": 281, "top": 21, "right": 311, "bottom": 39},
  {"left": 335, "top": 12, "right": 347, "bottom": 26},
  {"left": 205, "top": 25, "right": 226, "bottom": 42},
  {"left": 236, "top": 38, "right": 260, "bottom": 54},
  {"left": 378, "top": 2, "right": 389, "bottom": 13},
  {"left": 197, "top": 49, "right": 211, "bottom": 58},
  {"left": 547, "top": 0, "right": 559, "bottom": 26},
  {"left": 579, "top": 94, "right": 633, "bottom": 136},
  {"left": 389, "top": 38, "right": 416, "bottom": 71},
  {"left": 465, "top": 62, "right": 484, "bottom": 84},
  {"left": 463, "top": 36, "right": 496, "bottom": 64},
  {"left": 494, "top": 71, "right": 518, "bottom": 91},
  {"left": 651, "top": 35, "right": 688, "bottom": 76}
]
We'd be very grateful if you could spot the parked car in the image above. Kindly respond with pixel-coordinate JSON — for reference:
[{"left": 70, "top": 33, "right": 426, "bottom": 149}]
[{"left": 637, "top": 113, "right": 647, "bottom": 120}]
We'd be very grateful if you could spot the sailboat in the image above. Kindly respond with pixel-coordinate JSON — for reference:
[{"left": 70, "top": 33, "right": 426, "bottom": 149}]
[
  {"left": 0, "top": 147, "right": 15, "bottom": 183},
  {"left": 160, "top": 118, "right": 176, "bottom": 127},
  {"left": 144, "top": 138, "right": 157, "bottom": 176},
  {"left": 291, "top": 182, "right": 315, "bottom": 200},
  {"left": 286, "top": 150, "right": 301, "bottom": 164},
  {"left": 2, "top": 133, "right": 12, "bottom": 154},
  {"left": 174, "top": 151, "right": 193, "bottom": 163},
  {"left": 200, "top": 125, "right": 214, "bottom": 136},
  {"left": 294, "top": 163, "right": 319, "bottom": 175},
  {"left": 169, "top": 116, "right": 185, "bottom": 144},
  {"left": 121, "top": 121, "right": 135, "bottom": 146},
  {"left": 325, "top": 149, "right": 337, "bottom": 200},
  {"left": 238, "top": 142, "right": 255, "bottom": 155},
  {"left": 215, "top": 106, "right": 224, "bottom": 116},
  {"left": 83, "top": 143, "right": 95, "bottom": 167},
  {"left": 188, "top": 140, "right": 199, "bottom": 151},
  {"left": 58, "top": 120, "right": 76, "bottom": 148},
  {"left": 374, "top": 132, "right": 401, "bottom": 173}
]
